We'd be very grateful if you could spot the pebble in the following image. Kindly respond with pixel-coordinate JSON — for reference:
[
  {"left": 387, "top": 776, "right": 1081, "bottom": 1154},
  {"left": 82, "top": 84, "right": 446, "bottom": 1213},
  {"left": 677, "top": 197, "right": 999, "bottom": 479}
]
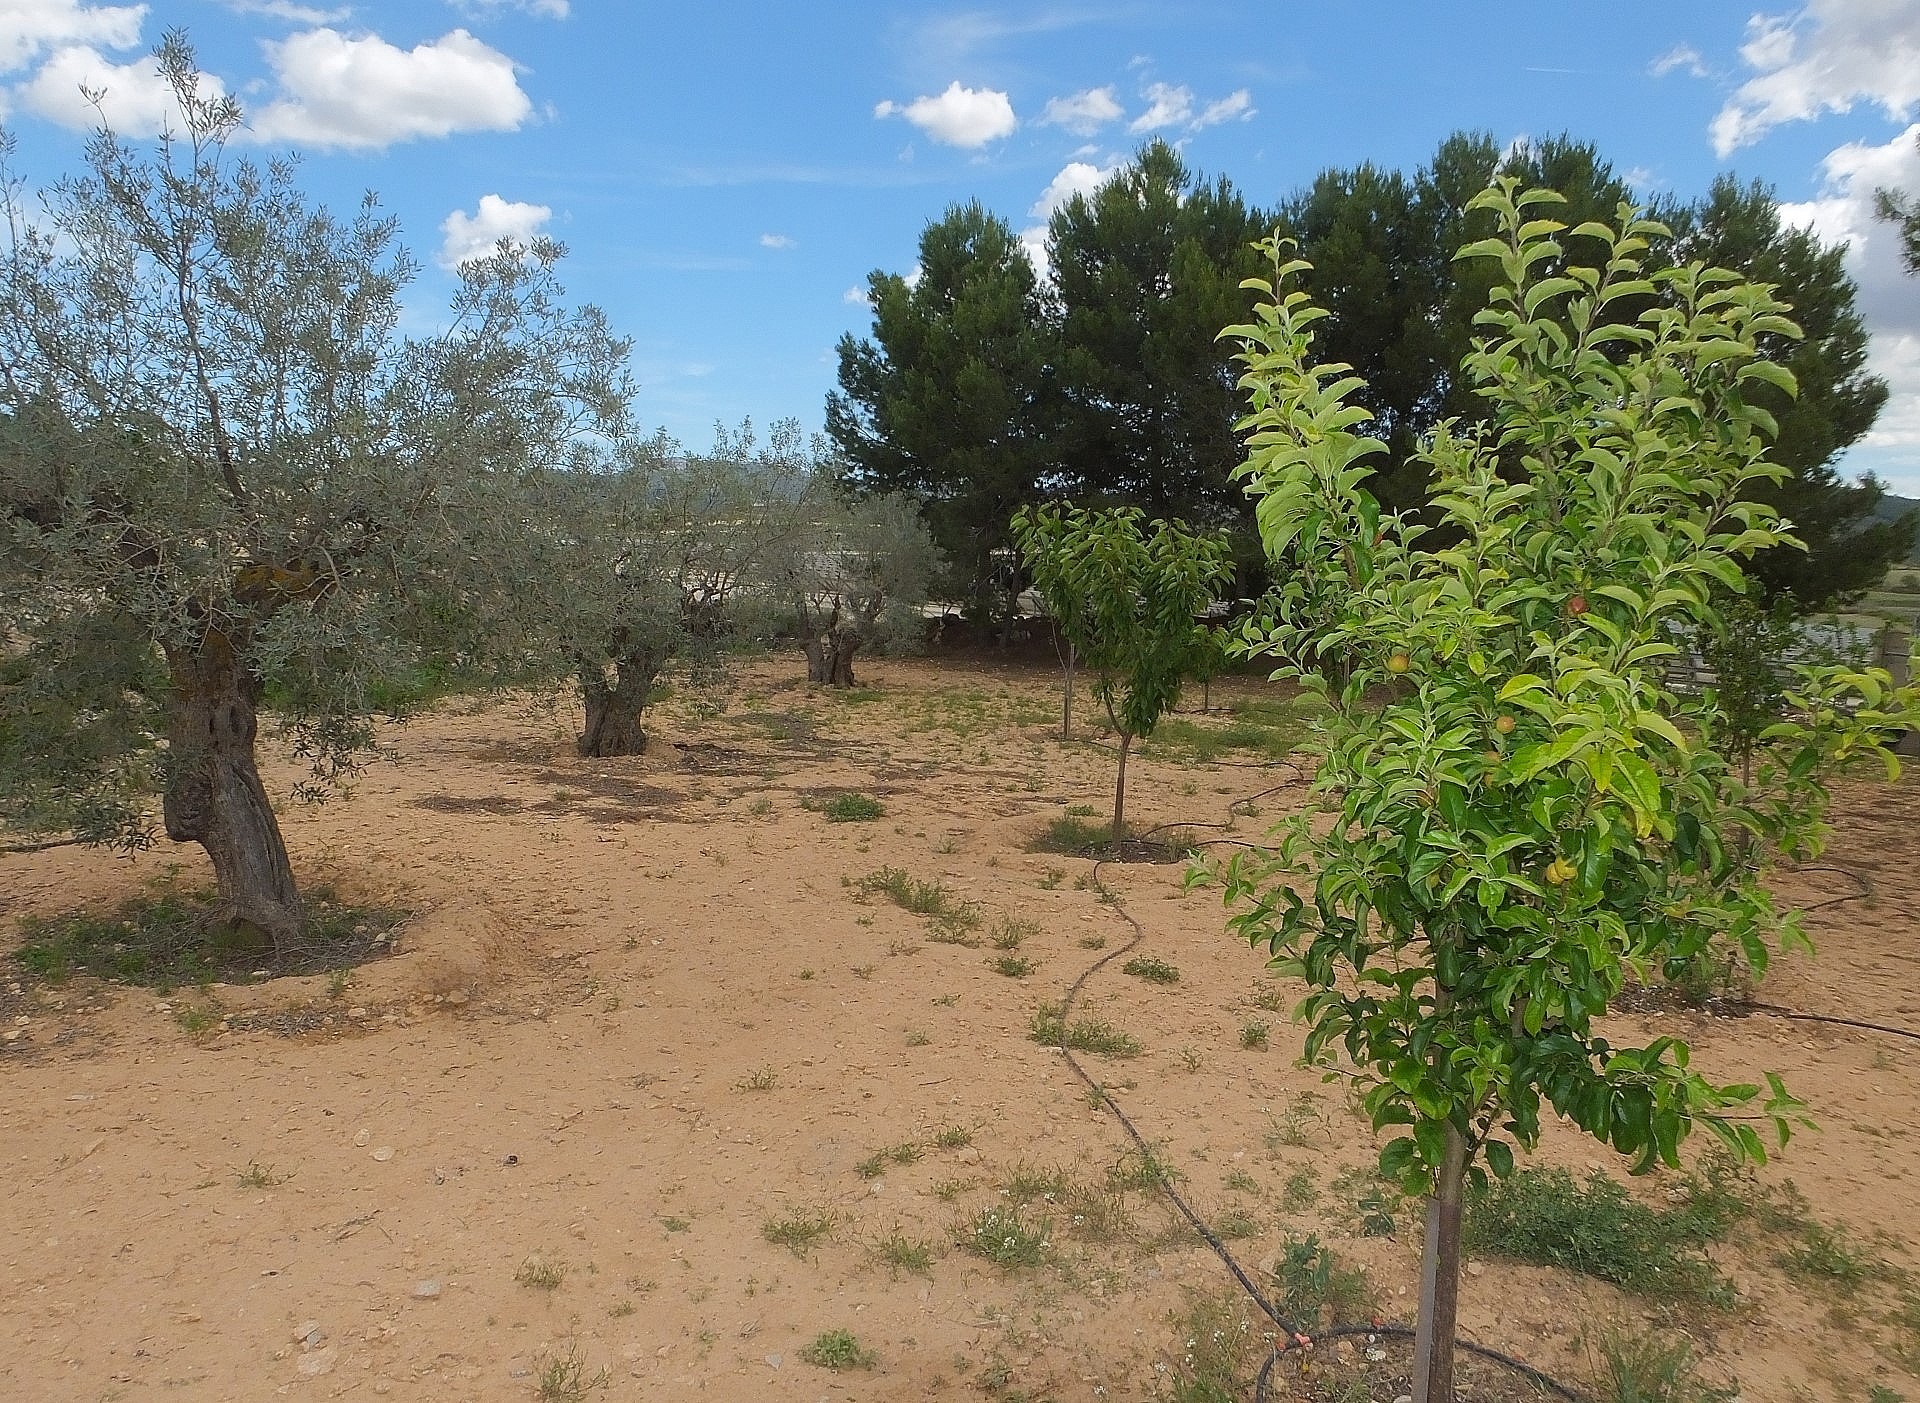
[
  {"left": 293, "top": 1322, "right": 324, "bottom": 1349},
  {"left": 764, "top": 1354, "right": 782, "bottom": 1369},
  {"left": 296, "top": 1347, "right": 338, "bottom": 1378},
  {"left": 446, "top": 991, "right": 469, "bottom": 1006},
  {"left": 371, "top": 1145, "right": 395, "bottom": 1162},
  {"left": 353, "top": 1129, "right": 371, "bottom": 1147},
  {"left": 411, "top": 1280, "right": 442, "bottom": 1300}
]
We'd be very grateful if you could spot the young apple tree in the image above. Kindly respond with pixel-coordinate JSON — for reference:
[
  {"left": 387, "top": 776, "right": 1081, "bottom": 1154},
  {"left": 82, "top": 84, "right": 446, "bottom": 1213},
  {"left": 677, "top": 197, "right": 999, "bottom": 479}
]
[
  {"left": 1012, "top": 504, "right": 1233, "bottom": 836},
  {"left": 0, "top": 40, "right": 632, "bottom": 950},
  {"left": 1216, "top": 182, "right": 1919, "bottom": 1401}
]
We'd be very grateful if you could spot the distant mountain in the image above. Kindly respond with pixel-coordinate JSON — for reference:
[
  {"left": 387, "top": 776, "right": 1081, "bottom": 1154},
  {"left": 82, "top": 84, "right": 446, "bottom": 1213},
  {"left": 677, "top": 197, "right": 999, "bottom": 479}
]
[{"left": 1871, "top": 493, "right": 1920, "bottom": 563}]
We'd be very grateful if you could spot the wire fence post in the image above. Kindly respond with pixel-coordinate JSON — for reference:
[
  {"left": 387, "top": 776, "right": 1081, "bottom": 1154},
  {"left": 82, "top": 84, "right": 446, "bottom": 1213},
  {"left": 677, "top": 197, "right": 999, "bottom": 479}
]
[{"left": 1880, "top": 623, "right": 1919, "bottom": 758}]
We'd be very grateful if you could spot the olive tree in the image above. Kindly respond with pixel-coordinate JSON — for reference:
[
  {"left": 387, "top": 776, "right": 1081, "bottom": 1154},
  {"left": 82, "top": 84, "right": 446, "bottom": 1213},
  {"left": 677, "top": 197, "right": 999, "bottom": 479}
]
[
  {"left": 1012, "top": 504, "right": 1233, "bottom": 835},
  {"left": 532, "top": 421, "right": 816, "bottom": 757},
  {"left": 0, "top": 40, "right": 631, "bottom": 950},
  {"left": 778, "top": 487, "right": 942, "bottom": 688},
  {"left": 1217, "top": 184, "right": 1919, "bottom": 1401}
]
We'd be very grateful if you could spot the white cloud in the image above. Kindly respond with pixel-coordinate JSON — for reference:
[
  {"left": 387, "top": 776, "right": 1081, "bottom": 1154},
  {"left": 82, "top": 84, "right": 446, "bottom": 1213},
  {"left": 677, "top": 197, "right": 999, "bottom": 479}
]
[
  {"left": 874, "top": 81, "right": 1015, "bottom": 148},
  {"left": 759, "top": 232, "right": 796, "bottom": 249},
  {"left": 0, "top": 0, "right": 144, "bottom": 76},
  {"left": 219, "top": 0, "right": 351, "bottom": 21},
  {"left": 1039, "top": 85, "right": 1122, "bottom": 136},
  {"left": 1649, "top": 43, "right": 1707, "bottom": 78},
  {"left": 1021, "top": 160, "right": 1118, "bottom": 280},
  {"left": 1192, "top": 88, "right": 1254, "bottom": 130},
  {"left": 1128, "top": 81, "right": 1191, "bottom": 132},
  {"left": 1775, "top": 125, "right": 1920, "bottom": 490},
  {"left": 16, "top": 43, "right": 227, "bottom": 135},
  {"left": 1123, "top": 81, "right": 1252, "bottom": 135},
  {"left": 449, "top": 0, "right": 571, "bottom": 17},
  {"left": 249, "top": 27, "right": 532, "bottom": 150},
  {"left": 843, "top": 285, "right": 871, "bottom": 306},
  {"left": 438, "top": 192, "right": 552, "bottom": 267},
  {"left": 1028, "top": 160, "right": 1113, "bottom": 221},
  {"left": 1711, "top": 0, "right": 1920, "bottom": 155}
]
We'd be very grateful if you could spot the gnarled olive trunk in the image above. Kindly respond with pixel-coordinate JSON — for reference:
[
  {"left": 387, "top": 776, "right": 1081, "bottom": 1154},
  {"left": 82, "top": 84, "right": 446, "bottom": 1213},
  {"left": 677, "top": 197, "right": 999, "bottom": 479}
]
[
  {"left": 578, "top": 652, "right": 661, "bottom": 757},
  {"left": 162, "top": 635, "right": 303, "bottom": 953},
  {"left": 804, "top": 633, "right": 859, "bottom": 688}
]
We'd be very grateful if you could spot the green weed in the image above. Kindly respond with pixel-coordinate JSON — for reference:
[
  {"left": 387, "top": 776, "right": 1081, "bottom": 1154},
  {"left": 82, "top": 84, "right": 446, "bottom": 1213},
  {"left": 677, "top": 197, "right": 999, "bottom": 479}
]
[
  {"left": 1030, "top": 1002, "right": 1142, "bottom": 1058},
  {"left": 1465, "top": 1168, "right": 1734, "bottom": 1304},
  {"left": 1270, "top": 1234, "right": 1373, "bottom": 1330},
  {"left": 762, "top": 1209, "right": 834, "bottom": 1257},
  {"left": 799, "top": 1328, "right": 876, "bottom": 1371},
  {"left": 963, "top": 1205, "right": 1050, "bottom": 1268},
  {"left": 1122, "top": 955, "right": 1180, "bottom": 984},
  {"left": 822, "top": 792, "right": 884, "bottom": 822}
]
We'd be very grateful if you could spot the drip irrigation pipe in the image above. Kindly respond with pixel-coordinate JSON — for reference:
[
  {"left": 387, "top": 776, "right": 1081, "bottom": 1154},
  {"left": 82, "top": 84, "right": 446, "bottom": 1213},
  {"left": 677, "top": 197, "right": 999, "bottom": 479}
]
[{"left": 1042, "top": 764, "right": 1584, "bottom": 1403}]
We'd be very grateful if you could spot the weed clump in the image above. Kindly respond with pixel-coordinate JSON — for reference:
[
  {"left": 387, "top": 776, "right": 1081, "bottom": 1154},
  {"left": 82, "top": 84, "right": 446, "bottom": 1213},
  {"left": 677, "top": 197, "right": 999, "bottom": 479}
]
[
  {"left": 1465, "top": 1167, "right": 1734, "bottom": 1303},
  {"left": 963, "top": 1205, "right": 1050, "bottom": 1268},
  {"left": 762, "top": 1209, "right": 835, "bottom": 1256},
  {"left": 822, "top": 792, "right": 884, "bottom": 823},
  {"left": 14, "top": 879, "right": 405, "bottom": 987},
  {"left": 799, "top": 1328, "right": 875, "bottom": 1370},
  {"left": 1122, "top": 955, "right": 1180, "bottom": 984},
  {"left": 1270, "top": 1234, "right": 1374, "bottom": 1329},
  {"left": 1030, "top": 1001, "right": 1142, "bottom": 1058}
]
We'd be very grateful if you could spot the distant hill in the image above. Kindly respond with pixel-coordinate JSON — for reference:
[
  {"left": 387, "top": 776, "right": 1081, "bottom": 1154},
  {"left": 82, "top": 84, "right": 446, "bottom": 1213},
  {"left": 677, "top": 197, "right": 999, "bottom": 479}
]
[{"left": 1871, "top": 493, "right": 1920, "bottom": 563}]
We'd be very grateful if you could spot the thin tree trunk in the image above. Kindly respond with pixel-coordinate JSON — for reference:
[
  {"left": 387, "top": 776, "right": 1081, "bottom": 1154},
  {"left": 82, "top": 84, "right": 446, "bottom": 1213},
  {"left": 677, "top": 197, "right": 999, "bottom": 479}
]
[
  {"left": 162, "top": 635, "right": 303, "bottom": 953},
  {"left": 1411, "top": 1102, "right": 1470, "bottom": 1400},
  {"left": 1061, "top": 640, "right": 1075, "bottom": 740},
  {"left": 1111, "top": 730, "right": 1132, "bottom": 840}
]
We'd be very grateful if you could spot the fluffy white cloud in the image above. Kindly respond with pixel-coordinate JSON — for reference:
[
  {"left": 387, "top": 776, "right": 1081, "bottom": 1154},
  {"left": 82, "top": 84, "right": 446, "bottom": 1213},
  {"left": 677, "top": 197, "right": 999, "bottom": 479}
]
[
  {"left": 1128, "top": 80, "right": 1190, "bottom": 132},
  {"left": 448, "top": 0, "right": 571, "bottom": 17},
  {"left": 0, "top": 0, "right": 144, "bottom": 75},
  {"left": 1776, "top": 125, "right": 1920, "bottom": 484},
  {"left": 438, "top": 193, "right": 552, "bottom": 267},
  {"left": 1028, "top": 160, "right": 1113, "bottom": 221},
  {"left": 1039, "top": 86, "right": 1121, "bottom": 136},
  {"left": 1020, "top": 160, "right": 1118, "bottom": 280},
  {"left": 249, "top": 27, "right": 532, "bottom": 150},
  {"left": 759, "top": 232, "right": 796, "bottom": 249},
  {"left": 874, "top": 81, "right": 1015, "bottom": 148},
  {"left": 1192, "top": 88, "right": 1254, "bottom": 129},
  {"left": 1648, "top": 43, "right": 1707, "bottom": 78},
  {"left": 1127, "top": 81, "right": 1254, "bottom": 135},
  {"left": 1712, "top": 0, "right": 1920, "bottom": 155},
  {"left": 16, "top": 43, "right": 226, "bottom": 135},
  {"left": 843, "top": 284, "right": 871, "bottom": 306}
]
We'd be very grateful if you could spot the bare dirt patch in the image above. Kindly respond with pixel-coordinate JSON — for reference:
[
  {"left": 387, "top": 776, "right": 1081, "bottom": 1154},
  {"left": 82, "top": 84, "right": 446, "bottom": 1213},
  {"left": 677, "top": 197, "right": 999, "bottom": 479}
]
[{"left": 2, "top": 655, "right": 1917, "bottom": 1402}]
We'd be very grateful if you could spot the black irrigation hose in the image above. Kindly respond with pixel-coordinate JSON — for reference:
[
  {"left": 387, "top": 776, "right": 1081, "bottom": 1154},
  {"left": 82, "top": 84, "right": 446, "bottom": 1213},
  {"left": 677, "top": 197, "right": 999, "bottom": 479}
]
[
  {"left": 1732, "top": 862, "right": 1920, "bottom": 1042},
  {"left": 0, "top": 836, "right": 82, "bottom": 855},
  {"left": 1042, "top": 765, "right": 1584, "bottom": 1403},
  {"left": 1741, "top": 1004, "right": 1920, "bottom": 1043}
]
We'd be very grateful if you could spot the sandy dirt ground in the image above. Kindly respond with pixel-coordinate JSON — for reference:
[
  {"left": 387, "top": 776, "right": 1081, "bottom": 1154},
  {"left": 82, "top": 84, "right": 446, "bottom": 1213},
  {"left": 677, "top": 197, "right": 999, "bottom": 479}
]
[{"left": 2, "top": 654, "right": 1917, "bottom": 1403}]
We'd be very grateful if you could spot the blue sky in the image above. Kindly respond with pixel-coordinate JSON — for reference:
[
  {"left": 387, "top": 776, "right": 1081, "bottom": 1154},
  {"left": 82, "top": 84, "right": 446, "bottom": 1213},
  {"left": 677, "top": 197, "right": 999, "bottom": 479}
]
[{"left": 3, "top": 0, "right": 1919, "bottom": 495}]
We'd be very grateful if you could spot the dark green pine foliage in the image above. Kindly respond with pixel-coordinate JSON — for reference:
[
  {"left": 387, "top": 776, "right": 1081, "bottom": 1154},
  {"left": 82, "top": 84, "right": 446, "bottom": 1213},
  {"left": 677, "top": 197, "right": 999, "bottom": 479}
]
[
  {"left": 1288, "top": 134, "right": 1908, "bottom": 608},
  {"left": 1047, "top": 140, "right": 1271, "bottom": 528},
  {"left": 828, "top": 202, "right": 1057, "bottom": 623},
  {"left": 1661, "top": 176, "right": 1909, "bottom": 606}
]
